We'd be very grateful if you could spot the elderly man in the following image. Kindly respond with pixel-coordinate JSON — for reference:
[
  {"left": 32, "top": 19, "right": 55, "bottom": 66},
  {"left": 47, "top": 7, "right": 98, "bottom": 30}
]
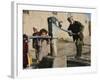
[{"left": 67, "top": 16, "right": 84, "bottom": 59}]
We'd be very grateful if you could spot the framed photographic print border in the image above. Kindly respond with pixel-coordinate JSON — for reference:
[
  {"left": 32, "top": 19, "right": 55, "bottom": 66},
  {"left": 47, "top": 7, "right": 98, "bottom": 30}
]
[{"left": 11, "top": 1, "right": 97, "bottom": 78}]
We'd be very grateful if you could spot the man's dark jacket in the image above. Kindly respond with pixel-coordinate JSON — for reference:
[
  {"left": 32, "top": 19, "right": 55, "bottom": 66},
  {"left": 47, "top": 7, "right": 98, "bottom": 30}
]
[{"left": 68, "top": 21, "right": 84, "bottom": 41}]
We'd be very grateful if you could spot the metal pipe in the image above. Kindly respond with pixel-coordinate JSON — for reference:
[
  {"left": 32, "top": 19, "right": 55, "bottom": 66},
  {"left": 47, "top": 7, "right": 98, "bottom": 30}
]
[{"left": 28, "top": 36, "right": 58, "bottom": 39}]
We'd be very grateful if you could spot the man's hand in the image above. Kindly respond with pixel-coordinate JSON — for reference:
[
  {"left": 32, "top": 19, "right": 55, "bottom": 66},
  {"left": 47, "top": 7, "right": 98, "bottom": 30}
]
[
  {"left": 59, "top": 21, "right": 62, "bottom": 28},
  {"left": 68, "top": 31, "right": 73, "bottom": 36},
  {"left": 78, "top": 32, "right": 81, "bottom": 35}
]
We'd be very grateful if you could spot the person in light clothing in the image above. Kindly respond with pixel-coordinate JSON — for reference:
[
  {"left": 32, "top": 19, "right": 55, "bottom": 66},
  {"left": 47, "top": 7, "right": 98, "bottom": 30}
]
[{"left": 38, "top": 29, "right": 50, "bottom": 62}]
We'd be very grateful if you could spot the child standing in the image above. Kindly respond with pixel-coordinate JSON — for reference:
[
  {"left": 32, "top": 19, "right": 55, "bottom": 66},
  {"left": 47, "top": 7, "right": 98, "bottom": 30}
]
[{"left": 38, "top": 29, "right": 50, "bottom": 62}]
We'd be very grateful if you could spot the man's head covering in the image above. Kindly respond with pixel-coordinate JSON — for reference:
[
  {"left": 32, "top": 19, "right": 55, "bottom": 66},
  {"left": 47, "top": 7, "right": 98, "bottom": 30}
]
[{"left": 67, "top": 16, "right": 73, "bottom": 22}]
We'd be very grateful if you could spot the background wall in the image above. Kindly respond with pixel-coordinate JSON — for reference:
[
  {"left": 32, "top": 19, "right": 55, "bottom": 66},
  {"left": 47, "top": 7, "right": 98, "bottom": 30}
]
[
  {"left": 0, "top": 0, "right": 100, "bottom": 80},
  {"left": 23, "top": 11, "right": 90, "bottom": 38},
  {"left": 23, "top": 11, "right": 90, "bottom": 49}
]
